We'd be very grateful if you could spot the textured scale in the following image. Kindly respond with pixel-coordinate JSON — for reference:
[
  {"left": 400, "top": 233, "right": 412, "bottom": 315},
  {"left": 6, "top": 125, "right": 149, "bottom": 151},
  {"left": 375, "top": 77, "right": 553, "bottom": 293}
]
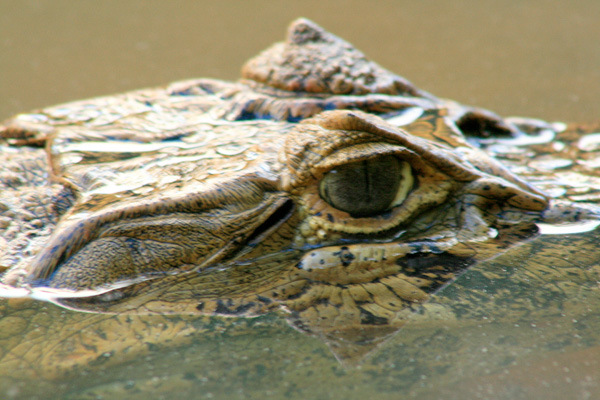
[{"left": 0, "top": 19, "right": 598, "bottom": 381}]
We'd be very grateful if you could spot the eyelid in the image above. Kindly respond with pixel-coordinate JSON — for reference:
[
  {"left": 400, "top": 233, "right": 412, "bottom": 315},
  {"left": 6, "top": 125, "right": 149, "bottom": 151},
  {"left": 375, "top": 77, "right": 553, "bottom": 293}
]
[{"left": 310, "top": 143, "right": 409, "bottom": 180}]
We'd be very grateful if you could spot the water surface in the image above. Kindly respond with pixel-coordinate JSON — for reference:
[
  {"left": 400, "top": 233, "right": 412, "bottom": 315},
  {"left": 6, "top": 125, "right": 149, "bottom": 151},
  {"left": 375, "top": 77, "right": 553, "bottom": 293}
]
[{"left": 1, "top": 226, "right": 598, "bottom": 399}]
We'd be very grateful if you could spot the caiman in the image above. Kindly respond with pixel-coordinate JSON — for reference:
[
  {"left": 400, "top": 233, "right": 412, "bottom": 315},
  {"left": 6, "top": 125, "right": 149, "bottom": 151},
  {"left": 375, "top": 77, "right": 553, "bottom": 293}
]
[{"left": 0, "top": 18, "right": 599, "bottom": 396}]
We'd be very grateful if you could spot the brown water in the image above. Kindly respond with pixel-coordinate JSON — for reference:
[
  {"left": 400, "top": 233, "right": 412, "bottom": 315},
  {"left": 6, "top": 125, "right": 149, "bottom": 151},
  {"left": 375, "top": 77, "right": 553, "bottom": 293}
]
[
  {"left": 1, "top": 227, "right": 599, "bottom": 400},
  {"left": 1, "top": 0, "right": 599, "bottom": 123},
  {"left": 1, "top": 1, "right": 599, "bottom": 399}
]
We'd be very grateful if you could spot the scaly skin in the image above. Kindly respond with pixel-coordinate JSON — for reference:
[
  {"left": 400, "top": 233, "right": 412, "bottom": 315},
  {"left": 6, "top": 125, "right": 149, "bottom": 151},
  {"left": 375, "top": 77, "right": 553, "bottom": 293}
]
[{"left": 0, "top": 19, "right": 598, "bottom": 385}]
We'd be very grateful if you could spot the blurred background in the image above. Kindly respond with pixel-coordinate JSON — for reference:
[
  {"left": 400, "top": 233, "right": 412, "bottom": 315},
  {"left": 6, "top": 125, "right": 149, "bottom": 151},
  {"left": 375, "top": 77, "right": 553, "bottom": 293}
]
[{"left": 1, "top": 0, "right": 599, "bottom": 123}]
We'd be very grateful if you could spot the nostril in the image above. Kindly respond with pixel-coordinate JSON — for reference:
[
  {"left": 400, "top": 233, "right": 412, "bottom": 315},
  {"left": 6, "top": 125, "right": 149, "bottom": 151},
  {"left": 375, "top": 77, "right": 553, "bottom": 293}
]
[
  {"left": 247, "top": 199, "right": 295, "bottom": 245},
  {"left": 456, "top": 112, "right": 513, "bottom": 138}
]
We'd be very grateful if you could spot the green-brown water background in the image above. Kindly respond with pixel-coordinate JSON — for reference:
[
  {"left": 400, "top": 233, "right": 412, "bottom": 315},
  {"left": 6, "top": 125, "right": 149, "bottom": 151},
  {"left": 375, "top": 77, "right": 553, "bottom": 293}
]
[{"left": 1, "top": 1, "right": 599, "bottom": 399}]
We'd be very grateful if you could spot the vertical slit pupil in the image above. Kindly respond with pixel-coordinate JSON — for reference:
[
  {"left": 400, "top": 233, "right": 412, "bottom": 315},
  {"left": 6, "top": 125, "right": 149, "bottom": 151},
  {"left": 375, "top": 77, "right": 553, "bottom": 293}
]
[{"left": 319, "top": 155, "right": 405, "bottom": 217}]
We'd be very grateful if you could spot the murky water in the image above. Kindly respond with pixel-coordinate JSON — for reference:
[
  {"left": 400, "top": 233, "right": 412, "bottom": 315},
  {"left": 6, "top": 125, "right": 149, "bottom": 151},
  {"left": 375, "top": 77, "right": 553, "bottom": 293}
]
[
  {"left": 2, "top": 0, "right": 599, "bottom": 123},
  {"left": 1, "top": 1, "right": 599, "bottom": 399},
  {"left": 1, "top": 226, "right": 598, "bottom": 399}
]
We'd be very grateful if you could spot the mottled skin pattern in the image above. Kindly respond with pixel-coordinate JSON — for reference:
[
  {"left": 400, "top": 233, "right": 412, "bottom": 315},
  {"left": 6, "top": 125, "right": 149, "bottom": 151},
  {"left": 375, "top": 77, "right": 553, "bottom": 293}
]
[{"left": 0, "top": 18, "right": 599, "bottom": 386}]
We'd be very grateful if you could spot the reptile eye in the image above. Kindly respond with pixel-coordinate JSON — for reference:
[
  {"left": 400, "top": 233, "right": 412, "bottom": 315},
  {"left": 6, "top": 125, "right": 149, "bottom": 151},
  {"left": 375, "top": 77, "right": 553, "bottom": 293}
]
[{"left": 318, "top": 155, "right": 413, "bottom": 218}]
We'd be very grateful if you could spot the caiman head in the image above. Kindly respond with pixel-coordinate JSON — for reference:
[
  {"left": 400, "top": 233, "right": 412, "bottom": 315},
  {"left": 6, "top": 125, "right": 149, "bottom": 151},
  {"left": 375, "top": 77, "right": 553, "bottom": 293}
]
[
  {"left": 0, "top": 19, "right": 562, "bottom": 362},
  {"left": 4, "top": 108, "right": 549, "bottom": 357}
]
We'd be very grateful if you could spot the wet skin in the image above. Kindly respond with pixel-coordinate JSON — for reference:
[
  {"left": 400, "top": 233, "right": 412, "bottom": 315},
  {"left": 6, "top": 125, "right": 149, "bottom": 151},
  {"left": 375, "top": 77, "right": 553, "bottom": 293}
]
[{"left": 0, "top": 19, "right": 599, "bottom": 366}]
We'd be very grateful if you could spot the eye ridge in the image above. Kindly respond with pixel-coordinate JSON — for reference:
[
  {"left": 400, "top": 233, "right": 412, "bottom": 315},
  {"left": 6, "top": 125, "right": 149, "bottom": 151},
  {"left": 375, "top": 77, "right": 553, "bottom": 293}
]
[{"left": 318, "top": 155, "right": 412, "bottom": 218}]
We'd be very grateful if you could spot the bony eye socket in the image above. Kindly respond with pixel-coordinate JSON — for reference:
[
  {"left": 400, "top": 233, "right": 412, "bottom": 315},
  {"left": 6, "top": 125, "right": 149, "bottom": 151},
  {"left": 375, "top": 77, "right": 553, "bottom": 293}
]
[{"left": 318, "top": 155, "right": 414, "bottom": 218}]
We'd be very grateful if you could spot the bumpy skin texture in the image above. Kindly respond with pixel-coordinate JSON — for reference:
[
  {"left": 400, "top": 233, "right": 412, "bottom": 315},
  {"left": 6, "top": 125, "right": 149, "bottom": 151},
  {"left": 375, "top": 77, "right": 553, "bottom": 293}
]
[
  {"left": 241, "top": 18, "right": 426, "bottom": 96},
  {"left": 0, "top": 18, "right": 599, "bottom": 373}
]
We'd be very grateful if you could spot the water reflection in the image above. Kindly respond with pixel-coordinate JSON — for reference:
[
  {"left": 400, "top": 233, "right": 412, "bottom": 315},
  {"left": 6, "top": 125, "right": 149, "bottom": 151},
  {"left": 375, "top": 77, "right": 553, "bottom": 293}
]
[{"left": 1, "top": 225, "right": 598, "bottom": 399}]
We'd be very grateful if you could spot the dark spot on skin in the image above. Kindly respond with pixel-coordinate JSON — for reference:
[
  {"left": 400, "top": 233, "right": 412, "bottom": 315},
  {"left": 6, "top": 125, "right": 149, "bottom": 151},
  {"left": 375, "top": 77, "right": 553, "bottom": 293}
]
[
  {"left": 314, "top": 298, "right": 329, "bottom": 306},
  {"left": 395, "top": 252, "right": 474, "bottom": 292},
  {"left": 214, "top": 300, "right": 256, "bottom": 315},
  {"left": 283, "top": 284, "right": 310, "bottom": 301},
  {"left": 215, "top": 300, "right": 229, "bottom": 312},
  {"left": 327, "top": 213, "right": 334, "bottom": 223},
  {"left": 235, "top": 107, "right": 273, "bottom": 121},
  {"left": 333, "top": 247, "right": 355, "bottom": 267},
  {"left": 359, "top": 308, "right": 388, "bottom": 325},
  {"left": 256, "top": 295, "right": 272, "bottom": 304}
]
